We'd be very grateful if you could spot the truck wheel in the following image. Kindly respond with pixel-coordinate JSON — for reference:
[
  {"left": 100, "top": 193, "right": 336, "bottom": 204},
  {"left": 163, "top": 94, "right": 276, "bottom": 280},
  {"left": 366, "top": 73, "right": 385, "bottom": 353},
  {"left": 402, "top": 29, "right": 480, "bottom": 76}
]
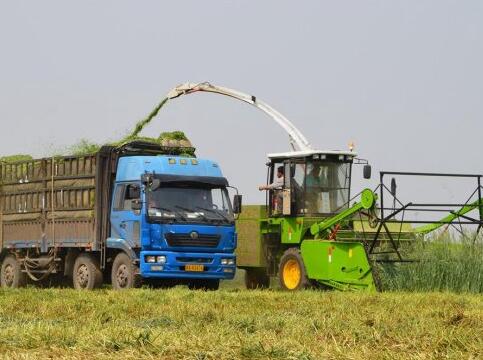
[
  {"left": 188, "top": 279, "right": 220, "bottom": 291},
  {"left": 245, "top": 268, "right": 270, "bottom": 289},
  {"left": 278, "top": 248, "right": 309, "bottom": 291},
  {"left": 111, "top": 252, "right": 141, "bottom": 290},
  {"left": 73, "top": 253, "right": 103, "bottom": 290},
  {"left": 1, "top": 255, "right": 27, "bottom": 288}
]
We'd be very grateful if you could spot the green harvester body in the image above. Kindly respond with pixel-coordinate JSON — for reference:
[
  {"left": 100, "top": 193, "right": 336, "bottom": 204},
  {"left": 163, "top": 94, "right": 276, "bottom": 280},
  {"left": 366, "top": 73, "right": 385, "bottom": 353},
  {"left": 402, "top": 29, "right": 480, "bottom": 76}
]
[
  {"left": 236, "top": 190, "right": 379, "bottom": 291},
  {"left": 235, "top": 147, "right": 383, "bottom": 291}
]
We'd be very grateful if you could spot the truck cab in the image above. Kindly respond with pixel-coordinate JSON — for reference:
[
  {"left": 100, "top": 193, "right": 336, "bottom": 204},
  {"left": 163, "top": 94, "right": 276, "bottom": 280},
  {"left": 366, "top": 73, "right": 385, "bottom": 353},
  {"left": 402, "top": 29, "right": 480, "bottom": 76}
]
[{"left": 108, "top": 153, "right": 238, "bottom": 290}]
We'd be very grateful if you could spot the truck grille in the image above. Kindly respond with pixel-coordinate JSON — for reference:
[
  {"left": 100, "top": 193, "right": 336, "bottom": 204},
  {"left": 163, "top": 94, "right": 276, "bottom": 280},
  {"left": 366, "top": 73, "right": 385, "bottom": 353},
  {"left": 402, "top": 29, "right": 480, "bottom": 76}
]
[{"left": 165, "top": 233, "right": 221, "bottom": 248}]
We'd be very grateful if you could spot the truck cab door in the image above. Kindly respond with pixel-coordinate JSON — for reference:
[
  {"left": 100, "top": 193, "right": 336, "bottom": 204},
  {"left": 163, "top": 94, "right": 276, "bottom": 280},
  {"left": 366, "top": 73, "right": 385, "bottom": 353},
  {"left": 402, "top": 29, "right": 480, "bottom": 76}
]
[{"left": 110, "top": 183, "right": 142, "bottom": 247}]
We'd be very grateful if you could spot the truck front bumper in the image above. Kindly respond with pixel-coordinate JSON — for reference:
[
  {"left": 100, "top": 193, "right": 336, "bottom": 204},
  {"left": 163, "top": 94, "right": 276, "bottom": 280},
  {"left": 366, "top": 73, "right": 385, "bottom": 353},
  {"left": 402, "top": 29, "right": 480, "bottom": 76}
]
[{"left": 139, "top": 251, "right": 236, "bottom": 280}]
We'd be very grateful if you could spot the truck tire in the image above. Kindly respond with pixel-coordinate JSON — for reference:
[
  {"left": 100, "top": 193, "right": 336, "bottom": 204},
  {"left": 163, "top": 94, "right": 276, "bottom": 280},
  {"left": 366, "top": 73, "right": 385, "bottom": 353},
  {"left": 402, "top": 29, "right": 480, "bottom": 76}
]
[
  {"left": 0, "top": 255, "right": 27, "bottom": 288},
  {"left": 111, "top": 252, "right": 142, "bottom": 290},
  {"left": 72, "top": 253, "right": 103, "bottom": 290},
  {"left": 245, "top": 268, "right": 270, "bottom": 289},
  {"left": 278, "top": 248, "right": 310, "bottom": 291},
  {"left": 188, "top": 279, "right": 220, "bottom": 291}
]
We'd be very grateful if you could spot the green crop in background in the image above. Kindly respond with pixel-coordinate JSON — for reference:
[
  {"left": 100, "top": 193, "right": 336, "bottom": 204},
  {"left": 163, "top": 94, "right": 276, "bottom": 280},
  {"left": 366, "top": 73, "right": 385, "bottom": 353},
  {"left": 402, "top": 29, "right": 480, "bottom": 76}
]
[{"left": 378, "top": 232, "right": 483, "bottom": 293}]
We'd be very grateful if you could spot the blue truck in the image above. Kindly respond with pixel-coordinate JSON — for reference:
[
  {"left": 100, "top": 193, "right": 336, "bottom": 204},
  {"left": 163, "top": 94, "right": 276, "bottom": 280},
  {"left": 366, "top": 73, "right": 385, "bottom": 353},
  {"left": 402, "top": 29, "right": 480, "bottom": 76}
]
[{"left": 0, "top": 141, "right": 240, "bottom": 290}]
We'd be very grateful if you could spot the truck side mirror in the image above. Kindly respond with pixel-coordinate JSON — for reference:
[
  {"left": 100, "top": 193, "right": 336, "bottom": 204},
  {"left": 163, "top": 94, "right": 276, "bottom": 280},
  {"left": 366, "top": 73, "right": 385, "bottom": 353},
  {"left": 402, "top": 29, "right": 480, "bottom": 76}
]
[
  {"left": 233, "top": 195, "right": 242, "bottom": 214},
  {"left": 131, "top": 199, "right": 142, "bottom": 211},
  {"left": 151, "top": 179, "right": 161, "bottom": 191},
  {"left": 363, "top": 165, "right": 372, "bottom": 179}
]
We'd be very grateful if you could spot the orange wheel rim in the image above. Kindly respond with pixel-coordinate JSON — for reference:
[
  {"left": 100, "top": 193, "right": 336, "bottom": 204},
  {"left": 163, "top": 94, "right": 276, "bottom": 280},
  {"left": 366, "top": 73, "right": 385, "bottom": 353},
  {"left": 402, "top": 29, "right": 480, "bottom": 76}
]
[{"left": 283, "top": 259, "right": 301, "bottom": 290}]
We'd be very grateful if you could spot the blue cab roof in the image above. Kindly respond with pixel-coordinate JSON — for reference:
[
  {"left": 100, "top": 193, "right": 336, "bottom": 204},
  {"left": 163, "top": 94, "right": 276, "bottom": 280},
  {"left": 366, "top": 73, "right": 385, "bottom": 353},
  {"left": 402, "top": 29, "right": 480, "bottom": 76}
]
[{"left": 116, "top": 155, "right": 224, "bottom": 182}]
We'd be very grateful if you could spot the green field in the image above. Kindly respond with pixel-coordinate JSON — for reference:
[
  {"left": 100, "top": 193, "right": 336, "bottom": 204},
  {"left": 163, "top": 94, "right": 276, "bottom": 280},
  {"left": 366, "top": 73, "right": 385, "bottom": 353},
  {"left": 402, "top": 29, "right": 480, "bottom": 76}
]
[
  {"left": 0, "top": 288, "right": 481, "bottom": 359},
  {"left": 0, "top": 238, "right": 481, "bottom": 359}
]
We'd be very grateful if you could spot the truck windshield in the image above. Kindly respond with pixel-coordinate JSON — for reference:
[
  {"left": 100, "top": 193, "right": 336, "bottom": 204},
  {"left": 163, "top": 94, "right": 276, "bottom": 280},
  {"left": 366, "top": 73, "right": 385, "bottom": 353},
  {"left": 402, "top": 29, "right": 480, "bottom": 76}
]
[{"left": 147, "top": 186, "right": 234, "bottom": 224}]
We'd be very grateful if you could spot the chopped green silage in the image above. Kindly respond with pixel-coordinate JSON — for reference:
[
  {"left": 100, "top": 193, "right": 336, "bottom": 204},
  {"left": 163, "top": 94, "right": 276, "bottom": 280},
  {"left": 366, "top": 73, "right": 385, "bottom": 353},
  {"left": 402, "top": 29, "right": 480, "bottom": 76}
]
[
  {"left": 1, "top": 95, "right": 196, "bottom": 159},
  {"left": 120, "top": 97, "right": 170, "bottom": 143},
  {"left": 0, "top": 154, "right": 34, "bottom": 163}
]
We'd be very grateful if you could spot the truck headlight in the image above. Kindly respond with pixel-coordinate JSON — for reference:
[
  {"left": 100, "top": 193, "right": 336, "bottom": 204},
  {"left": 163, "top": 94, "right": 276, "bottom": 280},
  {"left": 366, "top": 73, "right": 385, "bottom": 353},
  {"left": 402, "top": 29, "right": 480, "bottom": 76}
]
[
  {"left": 221, "top": 258, "right": 235, "bottom": 265},
  {"left": 146, "top": 256, "right": 156, "bottom": 263},
  {"left": 157, "top": 256, "right": 167, "bottom": 264}
]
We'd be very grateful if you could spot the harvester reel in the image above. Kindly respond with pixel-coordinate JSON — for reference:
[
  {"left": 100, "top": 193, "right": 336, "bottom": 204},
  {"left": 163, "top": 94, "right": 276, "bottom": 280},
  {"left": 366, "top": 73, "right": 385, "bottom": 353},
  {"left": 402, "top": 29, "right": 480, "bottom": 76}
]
[
  {"left": 368, "top": 207, "right": 379, "bottom": 229},
  {"left": 360, "top": 188, "right": 376, "bottom": 209}
]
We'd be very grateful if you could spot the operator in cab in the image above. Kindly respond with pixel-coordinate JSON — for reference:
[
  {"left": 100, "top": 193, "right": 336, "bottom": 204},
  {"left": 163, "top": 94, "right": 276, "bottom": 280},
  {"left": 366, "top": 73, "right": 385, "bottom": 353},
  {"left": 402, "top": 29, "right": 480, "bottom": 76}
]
[
  {"left": 259, "top": 166, "right": 284, "bottom": 191},
  {"left": 259, "top": 166, "right": 285, "bottom": 214}
]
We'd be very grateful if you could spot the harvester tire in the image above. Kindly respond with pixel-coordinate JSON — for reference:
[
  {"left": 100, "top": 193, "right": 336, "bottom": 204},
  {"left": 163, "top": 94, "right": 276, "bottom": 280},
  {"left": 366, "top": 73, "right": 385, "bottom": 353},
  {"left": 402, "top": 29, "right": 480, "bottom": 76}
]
[
  {"left": 73, "top": 253, "right": 103, "bottom": 290},
  {"left": 279, "top": 248, "right": 310, "bottom": 291},
  {"left": 111, "top": 252, "right": 142, "bottom": 290},
  {"left": 245, "top": 268, "right": 270, "bottom": 289},
  {"left": 0, "top": 255, "right": 27, "bottom": 288}
]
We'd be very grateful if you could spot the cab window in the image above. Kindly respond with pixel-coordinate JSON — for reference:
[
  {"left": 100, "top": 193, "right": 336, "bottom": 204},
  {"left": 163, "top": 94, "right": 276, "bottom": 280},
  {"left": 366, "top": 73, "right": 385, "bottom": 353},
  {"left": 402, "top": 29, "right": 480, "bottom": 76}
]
[
  {"left": 113, "top": 183, "right": 141, "bottom": 211},
  {"left": 304, "top": 160, "right": 351, "bottom": 214}
]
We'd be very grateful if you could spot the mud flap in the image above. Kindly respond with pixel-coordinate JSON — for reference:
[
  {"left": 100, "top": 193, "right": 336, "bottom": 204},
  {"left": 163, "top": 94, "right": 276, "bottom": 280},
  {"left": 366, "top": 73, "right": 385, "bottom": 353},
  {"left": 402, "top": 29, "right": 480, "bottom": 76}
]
[{"left": 300, "top": 240, "right": 376, "bottom": 291}]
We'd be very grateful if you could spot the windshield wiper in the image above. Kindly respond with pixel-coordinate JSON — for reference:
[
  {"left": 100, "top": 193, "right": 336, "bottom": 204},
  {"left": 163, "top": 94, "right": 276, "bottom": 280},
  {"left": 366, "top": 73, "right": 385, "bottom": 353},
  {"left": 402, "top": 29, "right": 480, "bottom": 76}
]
[
  {"left": 195, "top": 206, "right": 232, "bottom": 222},
  {"left": 173, "top": 205, "right": 212, "bottom": 222},
  {"left": 173, "top": 205, "right": 194, "bottom": 212},
  {"left": 150, "top": 206, "right": 188, "bottom": 221}
]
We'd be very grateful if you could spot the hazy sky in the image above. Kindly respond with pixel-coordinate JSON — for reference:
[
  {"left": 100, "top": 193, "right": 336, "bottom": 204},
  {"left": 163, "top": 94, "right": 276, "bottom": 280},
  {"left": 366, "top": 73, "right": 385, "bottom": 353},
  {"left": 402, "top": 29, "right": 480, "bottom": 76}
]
[{"left": 1, "top": 1, "right": 482, "bottom": 205}]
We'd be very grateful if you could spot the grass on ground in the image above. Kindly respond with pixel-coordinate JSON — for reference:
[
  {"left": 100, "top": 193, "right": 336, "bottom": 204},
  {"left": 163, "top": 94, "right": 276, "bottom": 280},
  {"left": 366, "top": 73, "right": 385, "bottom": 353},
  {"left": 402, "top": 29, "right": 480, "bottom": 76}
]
[{"left": 0, "top": 288, "right": 481, "bottom": 359}]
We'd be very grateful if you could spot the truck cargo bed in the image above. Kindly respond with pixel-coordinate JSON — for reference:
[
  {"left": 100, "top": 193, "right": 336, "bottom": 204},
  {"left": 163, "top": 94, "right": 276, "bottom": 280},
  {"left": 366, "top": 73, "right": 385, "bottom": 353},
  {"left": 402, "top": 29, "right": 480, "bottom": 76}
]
[{"left": 1, "top": 148, "right": 114, "bottom": 256}]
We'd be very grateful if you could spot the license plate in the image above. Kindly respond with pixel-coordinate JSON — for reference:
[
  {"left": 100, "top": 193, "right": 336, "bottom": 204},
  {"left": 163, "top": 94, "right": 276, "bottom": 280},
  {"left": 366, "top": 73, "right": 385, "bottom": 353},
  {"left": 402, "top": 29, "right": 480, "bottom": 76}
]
[{"left": 185, "top": 264, "right": 204, "bottom": 272}]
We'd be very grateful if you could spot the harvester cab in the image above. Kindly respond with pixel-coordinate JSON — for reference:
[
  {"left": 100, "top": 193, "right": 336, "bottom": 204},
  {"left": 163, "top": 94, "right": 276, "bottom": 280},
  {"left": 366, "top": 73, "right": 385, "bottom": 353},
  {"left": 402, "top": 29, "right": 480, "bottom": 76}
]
[{"left": 265, "top": 149, "right": 358, "bottom": 218}]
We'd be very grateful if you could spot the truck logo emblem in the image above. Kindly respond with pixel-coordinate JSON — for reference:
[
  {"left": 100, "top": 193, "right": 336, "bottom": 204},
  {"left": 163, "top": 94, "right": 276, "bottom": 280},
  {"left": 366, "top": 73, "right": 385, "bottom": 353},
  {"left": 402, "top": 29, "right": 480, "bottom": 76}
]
[{"left": 190, "top": 231, "right": 199, "bottom": 240}]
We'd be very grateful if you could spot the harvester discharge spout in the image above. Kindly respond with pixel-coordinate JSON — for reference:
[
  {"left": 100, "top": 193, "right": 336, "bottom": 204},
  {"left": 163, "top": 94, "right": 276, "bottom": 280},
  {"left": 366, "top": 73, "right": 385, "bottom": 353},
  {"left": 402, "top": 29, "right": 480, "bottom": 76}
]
[{"left": 166, "top": 82, "right": 313, "bottom": 152}]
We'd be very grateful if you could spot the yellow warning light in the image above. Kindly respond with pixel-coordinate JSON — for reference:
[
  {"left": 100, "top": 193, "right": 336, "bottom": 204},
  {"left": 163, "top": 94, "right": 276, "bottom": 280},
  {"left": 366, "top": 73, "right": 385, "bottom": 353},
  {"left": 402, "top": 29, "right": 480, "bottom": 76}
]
[{"left": 349, "top": 142, "right": 355, "bottom": 152}]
